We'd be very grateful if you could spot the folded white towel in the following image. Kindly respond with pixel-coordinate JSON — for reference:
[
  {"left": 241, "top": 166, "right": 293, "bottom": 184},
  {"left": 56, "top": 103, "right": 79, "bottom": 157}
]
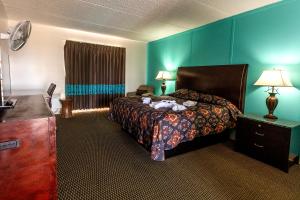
[
  {"left": 142, "top": 97, "right": 151, "bottom": 104},
  {"left": 150, "top": 100, "right": 175, "bottom": 109},
  {"left": 183, "top": 100, "right": 197, "bottom": 107},
  {"left": 150, "top": 100, "right": 186, "bottom": 111},
  {"left": 172, "top": 104, "right": 186, "bottom": 111}
]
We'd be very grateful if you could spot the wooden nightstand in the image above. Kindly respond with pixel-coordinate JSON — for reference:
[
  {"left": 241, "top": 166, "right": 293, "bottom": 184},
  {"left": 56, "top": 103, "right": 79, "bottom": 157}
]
[{"left": 236, "top": 114, "right": 300, "bottom": 172}]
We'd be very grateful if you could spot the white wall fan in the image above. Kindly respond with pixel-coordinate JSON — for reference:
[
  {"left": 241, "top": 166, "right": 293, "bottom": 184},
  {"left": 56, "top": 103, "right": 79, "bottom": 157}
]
[{"left": 0, "top": 20, "right": 32, "bottom": 51}]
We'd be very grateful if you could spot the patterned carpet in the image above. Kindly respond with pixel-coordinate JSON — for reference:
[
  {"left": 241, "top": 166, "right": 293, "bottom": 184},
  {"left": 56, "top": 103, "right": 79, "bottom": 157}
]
[{"left": 56, "top": 111, "right": 300, "bottom": 200}]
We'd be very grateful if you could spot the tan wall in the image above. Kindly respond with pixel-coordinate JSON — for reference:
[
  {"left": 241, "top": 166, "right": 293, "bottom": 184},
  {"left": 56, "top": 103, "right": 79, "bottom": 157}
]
[
  {"left": 0, "top": 1, "right": 8, "bottom": 50},
  {"left": 0, "top": 1, "right": 9, "bottom": 76}
]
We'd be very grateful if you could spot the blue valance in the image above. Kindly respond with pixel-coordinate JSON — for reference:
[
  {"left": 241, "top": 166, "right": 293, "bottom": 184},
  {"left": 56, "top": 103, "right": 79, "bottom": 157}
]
[{"left": 66, "top": 84, "right": 125, "bottom": 96}]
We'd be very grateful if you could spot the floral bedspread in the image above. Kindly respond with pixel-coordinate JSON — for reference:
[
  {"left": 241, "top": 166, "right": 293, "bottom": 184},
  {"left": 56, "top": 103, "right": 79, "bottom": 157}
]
[{"left": 108, "top": 91, "right": 241, "bottom": 161}]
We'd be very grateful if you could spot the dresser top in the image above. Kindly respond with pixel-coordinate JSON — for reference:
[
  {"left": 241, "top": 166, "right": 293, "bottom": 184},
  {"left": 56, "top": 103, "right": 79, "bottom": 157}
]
[
  {"left": 0, "top": 95, "right": 53, "bottom": 122},
  {"left": 241, "top": 114, "right": 300, "bottom": 128}
]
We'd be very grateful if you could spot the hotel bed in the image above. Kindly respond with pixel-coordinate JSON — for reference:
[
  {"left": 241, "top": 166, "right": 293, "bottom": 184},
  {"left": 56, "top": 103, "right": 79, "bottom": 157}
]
[{"left": 109, "top": 64, "right": 248, "bottom": 161}]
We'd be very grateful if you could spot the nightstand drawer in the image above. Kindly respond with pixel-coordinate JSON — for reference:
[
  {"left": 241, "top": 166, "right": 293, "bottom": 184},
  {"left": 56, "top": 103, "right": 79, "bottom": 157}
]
[
  {"left": 236, "top": 117, "right": 265, "bottom": 150},
  {"left": 247, "top": 141, "right": 265, "bottom": 161}
]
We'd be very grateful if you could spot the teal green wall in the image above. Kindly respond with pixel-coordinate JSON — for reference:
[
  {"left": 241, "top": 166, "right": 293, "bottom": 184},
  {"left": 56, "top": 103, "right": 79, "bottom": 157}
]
[{"left": 147, "top": 0, "right": 300, "bottom": 121}]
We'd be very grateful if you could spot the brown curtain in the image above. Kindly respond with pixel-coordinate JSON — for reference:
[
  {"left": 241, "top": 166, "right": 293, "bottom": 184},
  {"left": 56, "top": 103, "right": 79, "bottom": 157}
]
[{"left": 64, "top": 40, "right": 126, "bottom": 109}]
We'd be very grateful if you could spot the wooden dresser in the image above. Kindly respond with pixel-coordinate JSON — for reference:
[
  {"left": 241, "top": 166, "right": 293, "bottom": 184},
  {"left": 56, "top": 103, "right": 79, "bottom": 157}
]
[
  {"left": 236, "top": 114, "right": 300, "bottom": 172},
  {"left": 0, "top": 95, "right": 57, "bottom": 200}
]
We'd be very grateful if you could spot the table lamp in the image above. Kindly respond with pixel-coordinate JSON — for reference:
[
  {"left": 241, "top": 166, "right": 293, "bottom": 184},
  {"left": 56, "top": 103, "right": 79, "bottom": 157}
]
[
  {"left": 254, "top": 69, "right": 293, "bottom": 119},
  {"left": 155, "top": 71, "right": 172, "bottom": 95}
]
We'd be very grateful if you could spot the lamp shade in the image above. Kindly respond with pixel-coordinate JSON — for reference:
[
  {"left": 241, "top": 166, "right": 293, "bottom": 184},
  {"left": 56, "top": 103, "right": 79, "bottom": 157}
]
[
  {"left": 254, "top": 69, "right": 293, "bottom": 87},
  {"left": 155, "top": 71, "right": 172, "bottom": 80}
]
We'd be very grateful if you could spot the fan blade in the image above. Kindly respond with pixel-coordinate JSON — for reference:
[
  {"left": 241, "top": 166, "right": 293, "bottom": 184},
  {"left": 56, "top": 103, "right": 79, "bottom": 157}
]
[{"left": 11, "top": 31, "right": 24, "bottom": 41}]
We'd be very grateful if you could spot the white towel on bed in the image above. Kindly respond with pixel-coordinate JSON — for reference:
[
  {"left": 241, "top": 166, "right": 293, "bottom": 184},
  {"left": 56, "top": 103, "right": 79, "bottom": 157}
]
[
  {"left": 150, "top": 100, "right": 175, "bottom": 109},
  {"left": 183, "top": 100, "right": 197, "bottom": 107},
  {"left": 142, "top": 97, "right": 151, "bottom": 104},
  {"left": 150, "top": 100, "right": 186, "bottom": 111},
  {"left": 172, "top": 104, "right": 186, "bottom": 111}
]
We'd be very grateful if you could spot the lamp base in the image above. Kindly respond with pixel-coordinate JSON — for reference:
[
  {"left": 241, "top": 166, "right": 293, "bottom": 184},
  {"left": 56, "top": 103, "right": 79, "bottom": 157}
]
[
  {"left": 161, "top": 81, "right": 166, "bottom": 96},
  {"left": 265, "top": 92, "right": 278, "bottom": 120},
  {"left": 264, "top": 114, "right": 278, "bottom": 120}
]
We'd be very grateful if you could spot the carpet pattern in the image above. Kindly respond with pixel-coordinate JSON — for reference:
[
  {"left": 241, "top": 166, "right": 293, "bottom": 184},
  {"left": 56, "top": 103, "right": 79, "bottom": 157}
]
[{"left": 56, "top": 111, "right": 300, "bottom": 200}]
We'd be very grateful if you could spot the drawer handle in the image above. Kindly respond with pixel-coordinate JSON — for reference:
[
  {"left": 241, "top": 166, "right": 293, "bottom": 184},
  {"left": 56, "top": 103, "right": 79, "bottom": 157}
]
[
  {"left": 0, "top": 140, "right": 20, "bottom": 151},
  {"left": 254, "top": 143, "right": 264, "bottom": 148},
  {"left": 258, "top": 124, "right": 262, "bottom": 128},
  {"left": 255, "top": 132, "right": 264, "bottom": 137}
]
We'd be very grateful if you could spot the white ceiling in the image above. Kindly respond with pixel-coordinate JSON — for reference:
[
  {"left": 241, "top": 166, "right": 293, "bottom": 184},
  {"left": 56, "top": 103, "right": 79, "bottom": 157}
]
[{"left": 2, "top": 0, "right": 278, "bottom": 42}]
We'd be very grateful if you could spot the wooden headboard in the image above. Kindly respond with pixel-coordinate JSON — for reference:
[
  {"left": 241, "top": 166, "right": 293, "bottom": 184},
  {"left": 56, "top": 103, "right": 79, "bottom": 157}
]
[{"left": 176, "top": 64, "right": 248, "bottom": 112}]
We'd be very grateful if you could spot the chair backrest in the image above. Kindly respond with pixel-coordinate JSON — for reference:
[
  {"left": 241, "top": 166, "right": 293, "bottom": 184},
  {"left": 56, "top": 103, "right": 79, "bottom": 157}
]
[
  {"left": 137, "top": 85, "right": 154, "bottom": 93},
  {"left": 47, "top": 83, "right": 56, "bottom": 97}
]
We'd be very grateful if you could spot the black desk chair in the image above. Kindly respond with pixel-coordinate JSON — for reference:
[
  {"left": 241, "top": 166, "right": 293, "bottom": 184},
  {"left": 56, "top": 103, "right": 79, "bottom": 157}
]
[
  {"left": 127, "top": 85, "right": 154, "bottom": 97},
  {"left": 45, "top": 83, "right": 56, "bottom": 108}
]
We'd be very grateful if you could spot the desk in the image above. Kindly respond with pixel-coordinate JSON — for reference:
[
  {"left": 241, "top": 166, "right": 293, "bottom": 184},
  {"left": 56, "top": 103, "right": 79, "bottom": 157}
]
[
  {"left": 60, "top": 98, "right": 73, "bottom": 118},
  {"left": 0, "top": 95, "right": 57, "bottom": 200},
  {"left": 11, "top": 89, "right": 44, "bottom": 96}
]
